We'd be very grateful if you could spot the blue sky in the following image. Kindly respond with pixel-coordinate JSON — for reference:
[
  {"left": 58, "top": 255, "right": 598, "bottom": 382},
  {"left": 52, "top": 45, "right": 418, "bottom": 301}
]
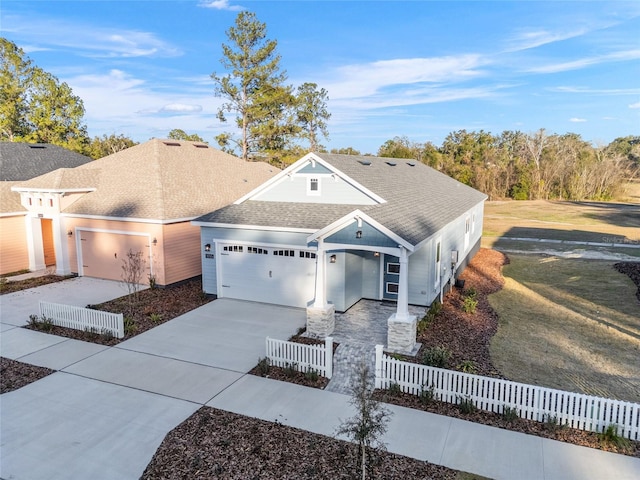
[{"left": 2, "top": 1, "right": 639, "bottom": 154}]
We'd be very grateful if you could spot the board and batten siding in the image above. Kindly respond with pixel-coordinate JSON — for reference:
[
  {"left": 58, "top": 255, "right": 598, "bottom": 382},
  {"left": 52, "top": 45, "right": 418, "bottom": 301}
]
[
  {"left": 200, "top": 228, "right": 217, "bottom": 295},
  {"left": 252, "top": 173, "right": 376, "bottom": 205},
  {"left": 0, "top": 214, "right": 29, "bottom": 275}
]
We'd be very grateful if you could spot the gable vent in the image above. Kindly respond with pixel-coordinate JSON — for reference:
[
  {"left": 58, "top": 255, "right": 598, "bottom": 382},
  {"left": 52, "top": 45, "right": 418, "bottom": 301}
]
[
  {"left": 358, "top": 160, "right": 371, "bottom": 166},
  {"left": 385, "top": 161, "right": 397, "bottom": 166},
  {"left": 163, "top": 141, "right": 181, "bottom": 147}
]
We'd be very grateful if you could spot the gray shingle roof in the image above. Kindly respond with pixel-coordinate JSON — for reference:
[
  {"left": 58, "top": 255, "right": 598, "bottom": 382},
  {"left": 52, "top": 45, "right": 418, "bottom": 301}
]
[
  {"left": 0, "top": 143, "right": 93, "bottom": 181},
  {"left": 196, "top": 153, "right": 487, "bottom": 246}
]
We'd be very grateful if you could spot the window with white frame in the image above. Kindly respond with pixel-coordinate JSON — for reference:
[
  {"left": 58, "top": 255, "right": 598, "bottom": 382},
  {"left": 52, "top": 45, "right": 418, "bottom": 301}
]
[
  {"left": 273, "top": 249, "right": 295, "bottom": 257},
  {"left": 223, "top": 245, "right": 243, "bottom": 253},
  {"left": 299, "top": 251, "right": 316, "bottom": 259},
  {"left": 307, "top": 177, "right": 320, "bottom": 196},
  {"left": 386, "top": 263, "right": 400, "bottom": 275},
  {"left": 386, "top": 283, "right": 399, "bottom": 294}
]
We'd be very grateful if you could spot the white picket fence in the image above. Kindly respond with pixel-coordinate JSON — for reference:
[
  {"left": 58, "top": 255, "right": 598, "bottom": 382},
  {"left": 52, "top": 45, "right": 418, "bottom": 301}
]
[
  {"left": 39, "top": 301, "right": 124, "bottom": 339},
  {"left": 374, "top": 345, "right": 640, "bottom": 440},
  {"left": 266, "top": 336, "right": 333, "bottom": 379}
]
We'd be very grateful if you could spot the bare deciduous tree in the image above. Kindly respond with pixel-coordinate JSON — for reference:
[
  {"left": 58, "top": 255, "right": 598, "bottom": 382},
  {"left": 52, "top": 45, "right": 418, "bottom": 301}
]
[{"left": 121, "top": 249, "right": 146, "bottom": 315}]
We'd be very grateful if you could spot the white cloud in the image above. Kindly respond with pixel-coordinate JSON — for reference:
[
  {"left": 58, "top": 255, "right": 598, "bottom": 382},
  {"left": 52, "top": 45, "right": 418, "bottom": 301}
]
[
  {"left": 629, "top": 102, "right": 640, "bottom": 109},
  {"left": 198, "top": 0, "right": 244, "bottom": 11},
  {"left": 4, "top": 14, "right": 181, "bottom": 58},
  {"left": 160, "top": 104, "right": 203, "bottom": 113},
  {"left": 551, "top": 86, "right": 640, "bottom": 95},
  {"left": 526, "top": 49, "right": 640, "bottom": 74},
  {"left": 506, "top": 27, "right": 590, "bottom": 52},
  {"left": 570, "top": 118, "right": 587, "bottom": 123}
]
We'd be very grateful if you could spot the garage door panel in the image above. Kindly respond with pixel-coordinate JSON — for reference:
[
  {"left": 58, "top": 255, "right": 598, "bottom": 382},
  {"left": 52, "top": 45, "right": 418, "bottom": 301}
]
[{"left": 218, "top": 246, "right": 316, "bottom": 308}]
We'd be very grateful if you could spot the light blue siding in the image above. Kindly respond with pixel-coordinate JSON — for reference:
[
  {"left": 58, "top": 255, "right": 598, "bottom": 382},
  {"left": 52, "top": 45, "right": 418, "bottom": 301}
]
[
  {"left": 297, "top": 162, "right": 332, "bottom": 174},
  {"left": 202, "top": 227, "right": 310, "bottom": 246},
  {"left": 200, "top": 230, "right": 217, "bottom": 295},
  {"left": 407, "top": 246, "right": 430, "bottom": 306},
  {"left": 325, "top": 220, "right": 397, "bottom": 248},
  {"left": 253, "top": 174, "right": 377, "bottom": 205}
]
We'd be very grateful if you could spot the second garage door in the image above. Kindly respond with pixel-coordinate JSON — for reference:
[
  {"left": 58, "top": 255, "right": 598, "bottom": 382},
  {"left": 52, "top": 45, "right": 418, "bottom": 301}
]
[
  {"left": 80, "top": 230, "right": 150, "bottom": 282},
  {"left": 217, "top": 244, "right": 316, "bottom": 308}
]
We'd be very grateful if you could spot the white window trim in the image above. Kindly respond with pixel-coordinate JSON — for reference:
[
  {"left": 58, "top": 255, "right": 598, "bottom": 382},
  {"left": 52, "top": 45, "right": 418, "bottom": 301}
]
[
  {"left": 386, "top": 262, "right": 400, "bottom": 275},
  {"left": 385, "top": 282, "right": 399, "bottom": 295},
  {"left": 307, "top": 177, "right": 321, "bottom": 196}
]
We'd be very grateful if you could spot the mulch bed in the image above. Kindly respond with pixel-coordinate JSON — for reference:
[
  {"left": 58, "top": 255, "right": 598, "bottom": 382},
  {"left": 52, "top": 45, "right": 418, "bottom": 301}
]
[
  {"left": 141, "top": 407, "right": 461, "bottom": 480},
  {"left": 24, "top": 278, "right": 212, "bottom": 346},
  {"left": 0, "top": 274, "right": 74, "bottom": 295},
  {"left": 614, "top": 261, "right": 640, "bottom": 302},
  {"left": 0, "top": 357, "right": 55, "bottom": 394}
]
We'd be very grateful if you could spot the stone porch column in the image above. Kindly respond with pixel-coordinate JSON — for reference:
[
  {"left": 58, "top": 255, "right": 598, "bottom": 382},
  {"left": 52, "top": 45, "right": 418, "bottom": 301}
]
[{"left": 387, "top": 246, "right": 416, "bottom": 353}]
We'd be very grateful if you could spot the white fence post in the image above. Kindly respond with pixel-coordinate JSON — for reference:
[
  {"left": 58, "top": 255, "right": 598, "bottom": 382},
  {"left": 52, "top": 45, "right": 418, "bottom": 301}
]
[
  {"left": 325, "top": 337, "right": 333, "bottom": 379},
  {"left": 374, "top": 344, "right": 384, "bottom": 389}
]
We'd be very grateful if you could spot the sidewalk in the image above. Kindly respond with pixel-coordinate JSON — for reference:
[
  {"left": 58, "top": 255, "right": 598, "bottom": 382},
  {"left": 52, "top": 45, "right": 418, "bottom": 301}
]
[{"left": 2, "top": 307, "right": 639, "bottom": 479}]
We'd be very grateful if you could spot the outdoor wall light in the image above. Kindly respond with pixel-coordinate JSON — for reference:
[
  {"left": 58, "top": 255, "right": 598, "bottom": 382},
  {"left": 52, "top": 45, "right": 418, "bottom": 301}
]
[
  {"left": 152, "top": 237, "right": 158, "bottom": 246},
  {"left": 373, "top": 251, "right": 380, "bottom": 257},
  {"left": 204, "top": 243, "right": 211, "bottom": 252},
  {"left": 67, "top": 230, "right": 73, "bottom": 237},
  {"left": 356, "top": 230, "right": 362, "bottom": 239},
  {"left": 330, "top": 254, "right": 337, "bottom": 263}
]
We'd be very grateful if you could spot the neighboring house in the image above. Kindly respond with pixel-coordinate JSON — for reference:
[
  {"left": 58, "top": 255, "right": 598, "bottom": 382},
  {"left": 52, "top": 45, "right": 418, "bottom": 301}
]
[
  {"left": 9, "top": 139, "right": 278, "bottom": 286},
  {"left": 194, "top": 152, "right": 487, "bottom": 352},
  {"left": 0, "top": 143, "right": 93, "bottom": 275}
]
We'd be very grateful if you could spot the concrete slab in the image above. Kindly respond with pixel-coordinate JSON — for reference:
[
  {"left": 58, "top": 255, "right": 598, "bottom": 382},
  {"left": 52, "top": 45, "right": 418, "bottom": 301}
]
[
  {"left": 542, "top": 437, "right": 640, "bottom": 480},
  {"left": 0, "top": 277, "right": 132, "bottom": 326},
  {"left": 0, "top": 372, "right": 198, "bottom": 480},
  {"left": 18, "top": 338, "right": 108, "bottom": 370},
  {"left": 119, "top": 299, "right": 306, "bottom": 372},
  {"left": 0, "top": 322, "right": 17, "bottom": 333},
  {"left": 208, "top": 374, "right": 351, "bottom": 438},
  {"left": 0, "top": 327, "right": 68, "bottom": 359},
  {"left": 440, "top": 417, "right": 545, "bottom": 480},
  {"left": 384, "top": 403, "right": 453, "bottom": 465},
  {"left": 64, "top": 347, "right": 244, "bottom": 404}
]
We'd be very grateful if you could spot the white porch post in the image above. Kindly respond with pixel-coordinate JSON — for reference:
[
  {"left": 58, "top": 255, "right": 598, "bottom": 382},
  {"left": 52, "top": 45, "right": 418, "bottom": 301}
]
[
  {"left": 25, "top": 215, "right": 45, "bottom": 271},
  {"left": 395, "top": 246, "right": 410, "bottom": 320},
  {"left": 52, "top": 214, "right": 71, "bottom": 275},
  {"left": 313, "top": 239, "right": 327, "bottom": 308},
  {"left": 306, "top": 238, "right": 335, "bottom": 337}
]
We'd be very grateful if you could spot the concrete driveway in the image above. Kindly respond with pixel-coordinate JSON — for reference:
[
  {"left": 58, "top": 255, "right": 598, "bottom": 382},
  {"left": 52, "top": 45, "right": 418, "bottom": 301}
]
[
  {"left": 1, "top": 298, "right": 307, "bottom": 480},
  {"left": 0, "top": 277, "right": 132, "bottom": 327}
]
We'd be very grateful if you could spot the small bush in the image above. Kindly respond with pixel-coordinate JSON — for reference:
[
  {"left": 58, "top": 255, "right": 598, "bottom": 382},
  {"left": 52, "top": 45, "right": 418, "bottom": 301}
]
[
  {"left": 256, "top": 357, "right": 270, "bottom": 376},
  {"left": 147, "top": 274, "right": 157, "bottom": 290},
  {"left": 457, "top": 360, "right": 477, "bottom": 374},
  {"left": 542, "top": 414, "right": 566, "bottom": 432},
  {"left": 462, "top": 296, "right": 478, "bottom": 314},
  {"left": 419, "top": 385, "right": 435, "bottom": 405},
  {"left": 502, "top": 406, "right": 519, "bottom": 423},
  {"left": 458, "top": 397, "right": 476, "bottom": 414},
  {"left": 124, "top": 316, "right": 137, "bottom": 335},
  {"left": 599, "top": 424, "right": 632, "bottom": 450},
  {"left": 27, "top": 314, "right": 54, "bottom": 332},
  {"left": 388, "top": 382, "right": 402, "bottom": 396},
  {"left": 149, "top": 313, "right": 162, "bottom": 323},
  {"left": 428, "top": 301, "right": 442, "bottom": 316},
  {"left": 304, "top": 368, "right": 319, "bottom": 382},
  {"left": 283, "top": 362, "right": 298, "bottom": 378},
  {"left": 421, "top": 346, "right": 451, "bottom": 368},
  {"left": 101, "top": 329, "right": 115, "bottom": 342},
  {"left": 465, "top": 287, "right": 477, "bottom": 299}
]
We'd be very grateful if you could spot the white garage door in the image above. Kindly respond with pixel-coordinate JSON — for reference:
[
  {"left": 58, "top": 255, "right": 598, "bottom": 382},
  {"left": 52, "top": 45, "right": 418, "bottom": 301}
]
[{"left": 218, "top": 244, "right": 316, "bottom": 308}]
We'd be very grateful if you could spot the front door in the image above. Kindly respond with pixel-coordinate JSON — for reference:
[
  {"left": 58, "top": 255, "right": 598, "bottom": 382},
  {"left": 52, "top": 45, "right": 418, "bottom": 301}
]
[
  {"left": 383, "top": 254, "right": 399, "bottom": 300},
  {"left": 41, "top": 218, "right": 56, "bottom": 267}
]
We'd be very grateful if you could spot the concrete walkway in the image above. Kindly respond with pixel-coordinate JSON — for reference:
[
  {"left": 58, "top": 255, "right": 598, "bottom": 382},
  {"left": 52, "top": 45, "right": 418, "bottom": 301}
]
[{"left": 1, "top": 297, "right": 639, "bottom": 479}]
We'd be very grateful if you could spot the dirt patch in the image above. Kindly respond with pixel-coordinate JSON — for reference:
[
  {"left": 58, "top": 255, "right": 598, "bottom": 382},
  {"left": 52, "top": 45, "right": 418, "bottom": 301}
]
[
  {"left": 0, "top": 275, "right": 74, "bottom": 295},
  {"left": 24, "top": 279, "right": 212, "bottom": 346},
  {"left": 0, "top": 357, "right": 55, "bottom": 393},
  {"left": 141, "top": 406, "right": 465, "bottom": 480}
]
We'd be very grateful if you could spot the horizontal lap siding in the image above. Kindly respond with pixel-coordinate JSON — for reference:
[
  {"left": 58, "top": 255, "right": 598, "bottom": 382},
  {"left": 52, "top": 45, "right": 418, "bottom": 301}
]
[
  {"left": 162, "top": 222, "right": 201, "bottom": 285},
  {"left": 0, "top": 215, "right": 29, "bottom": 274}
]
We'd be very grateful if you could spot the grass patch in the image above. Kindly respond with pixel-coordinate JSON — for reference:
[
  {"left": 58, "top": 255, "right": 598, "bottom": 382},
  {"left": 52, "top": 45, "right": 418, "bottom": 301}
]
[{"left": 489, "top": 254, "right": 640, "bottom": 403}]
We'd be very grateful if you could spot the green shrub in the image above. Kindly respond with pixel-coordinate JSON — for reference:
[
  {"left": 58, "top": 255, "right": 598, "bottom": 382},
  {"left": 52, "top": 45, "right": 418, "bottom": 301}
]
[
  {"left": 419, "top": 385, "right": 435, "bottom": 405},
  {"left": 149, "top": 313, "right": 162, "bottom": 323},
  {"left": 304, "top": 368, "right": 319, "bottom": 382},
  {"left": 458, "top": 397, "right": 476, "bottom": 414},
  {"left": 123, "top": 316, "right": 137, "bottom": 335},
  {"left": 388, "top": 382, "right": 402, "bottom": 396},
  {"left": 465, "top": 287, "right": 477, "bottom": 299},
  {"left": 542, "top": 414, "right": 566, "bottom": 432},
  {"left": 421, "top": 346, "right": 451, "bottom": 368},
  {"left": 147, "top": 274, "right": 157, "bottom": 289},
  {"left": 462, "top": 296, "right": 478, "bottom": 314},
  {"left": 502, "top": 405, "right": 519, "bottom": 423},
  {"left": 256, "top": 357, "right": 270, "bottom": 376},
  {"left": 283, "top": 362, "right": 298, "bottom": 378},
  {"left": 457, "top": 360, "right": 477, "bottom": 374},
  {"left": 428, "top": 301, "right": 442, "bottom": 316},
  {"left": 28, "top": 314, "right": 54, "bottom": 332},
  {"left": 599, "top": 424, "right": 632, "bottom": 450}
]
